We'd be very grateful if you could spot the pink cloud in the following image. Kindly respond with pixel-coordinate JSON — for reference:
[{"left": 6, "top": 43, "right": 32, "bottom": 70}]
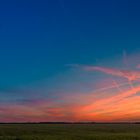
[
  {"left": 83, "top": 66, "right": 140, "bottom": 81},
  {"left": 0, "top": 82, "right": 140, "bottom": 122}
]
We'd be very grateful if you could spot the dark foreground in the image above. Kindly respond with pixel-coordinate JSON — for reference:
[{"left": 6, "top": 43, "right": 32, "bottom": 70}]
[{"left": 0, "top": 124, "right": 140, "bottom": 140}]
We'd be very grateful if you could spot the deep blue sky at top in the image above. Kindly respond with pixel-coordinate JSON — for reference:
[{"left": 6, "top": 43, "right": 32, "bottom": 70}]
[{"left": 0, "top": 0, "right": 140, "bottom": 89}]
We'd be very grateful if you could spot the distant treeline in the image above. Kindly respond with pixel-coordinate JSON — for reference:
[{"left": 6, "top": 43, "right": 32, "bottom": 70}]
[{"left": 0, "top": 122, "right": 140, "bottom": 124}]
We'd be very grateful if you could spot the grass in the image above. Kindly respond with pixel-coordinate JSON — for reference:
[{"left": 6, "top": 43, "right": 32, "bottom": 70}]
[{"left": 0, "top": 124, "right": 139, "bottom": 139}]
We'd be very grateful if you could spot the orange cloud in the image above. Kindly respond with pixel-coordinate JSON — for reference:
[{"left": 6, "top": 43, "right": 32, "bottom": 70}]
[{"left": 0, "top": 82, "right": 140, "bottom": 122}]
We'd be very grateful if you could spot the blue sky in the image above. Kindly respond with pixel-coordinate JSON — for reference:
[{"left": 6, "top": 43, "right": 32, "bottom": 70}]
[
  {"left": 0, "top": 0, "right": 139, "bottom": 87},
  {"left": 0, "top": 0, "right": 140, "bottom": 122}
]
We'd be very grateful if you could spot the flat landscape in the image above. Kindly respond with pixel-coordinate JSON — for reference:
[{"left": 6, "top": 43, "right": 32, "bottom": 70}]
[{"left": 0, "top": 123, "right": 139, "bottom": 140}]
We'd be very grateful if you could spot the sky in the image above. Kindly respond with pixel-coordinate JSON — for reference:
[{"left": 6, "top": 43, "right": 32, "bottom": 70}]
[{"left": 0, "top": 0, "right": 140, "bottom": 122}]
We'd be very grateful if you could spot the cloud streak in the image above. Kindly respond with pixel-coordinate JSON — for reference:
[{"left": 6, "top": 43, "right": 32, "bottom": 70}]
[
  {"left": 1, "top": 56, "right": 140, "bottom": 122},
  {"left": 83, "top": 66, "right": 140, "bottom": 81},
  {"left": 0, "top": 81, "right": 140, "bottom": 122}
]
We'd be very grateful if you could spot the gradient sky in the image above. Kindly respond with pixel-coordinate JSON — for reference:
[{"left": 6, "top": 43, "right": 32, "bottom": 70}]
[{"left": 0, "top": 0, "right": 140, "bottom": 122}]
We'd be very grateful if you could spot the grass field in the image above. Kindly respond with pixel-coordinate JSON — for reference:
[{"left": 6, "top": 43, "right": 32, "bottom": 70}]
[{"left": 0, "top": 124, "right": 139, "bottom": 140}]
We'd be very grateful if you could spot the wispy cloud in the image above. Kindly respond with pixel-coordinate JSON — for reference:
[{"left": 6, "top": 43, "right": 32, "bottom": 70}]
[
  {"left": 0, "top": 81, "right": 140, "bottom": 122},
  {"left": 83, "top": 65, "right": 140, "bottom": 81},
  {"left": 1, "top": 54, "right": 140, "bottom": 122}
]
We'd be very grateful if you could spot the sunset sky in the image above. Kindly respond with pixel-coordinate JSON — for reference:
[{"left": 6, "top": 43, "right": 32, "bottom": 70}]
[{"left": 0, "top": 0, "right": 140, "bottom": 122}]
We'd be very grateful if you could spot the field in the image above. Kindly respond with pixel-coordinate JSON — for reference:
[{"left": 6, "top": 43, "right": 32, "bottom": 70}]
[{"left": 0, "top": 124, "right": 139, "bottom": 140}]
